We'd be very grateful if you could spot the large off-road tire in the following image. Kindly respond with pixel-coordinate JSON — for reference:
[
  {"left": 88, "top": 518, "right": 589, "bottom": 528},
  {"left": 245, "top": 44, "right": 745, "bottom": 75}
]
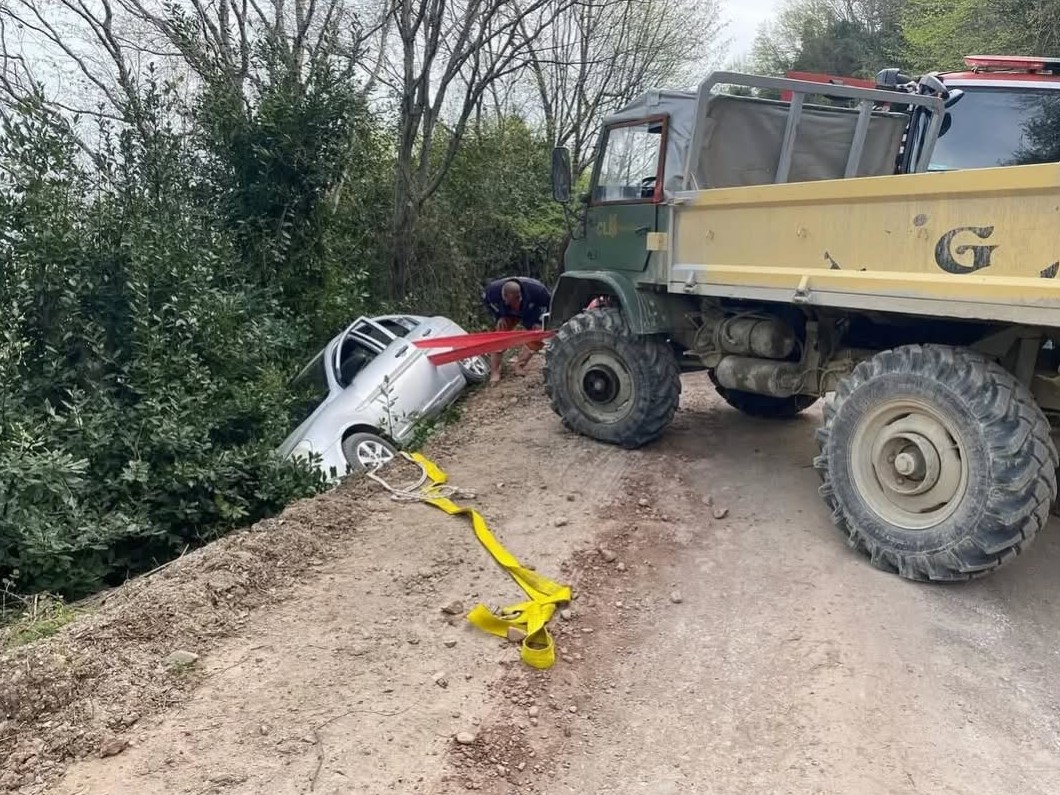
[
  {"left": 708, "top": 370, "right": 817, "bottom": 419},
  {"left": 544, "top": 308, "right": 681, "bottom": 448},
  {"left": 814, "top": 344, "right": 1057, "bottom": 581}
]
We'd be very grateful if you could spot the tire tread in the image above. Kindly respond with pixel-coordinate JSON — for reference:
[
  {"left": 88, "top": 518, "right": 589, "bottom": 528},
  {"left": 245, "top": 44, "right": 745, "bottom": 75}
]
[
  {"left": 544, "top": 308, "right": 680, "bottom": 448},
  {"left": 814, "top": 344, "right": 1057, "bottom": 581}
]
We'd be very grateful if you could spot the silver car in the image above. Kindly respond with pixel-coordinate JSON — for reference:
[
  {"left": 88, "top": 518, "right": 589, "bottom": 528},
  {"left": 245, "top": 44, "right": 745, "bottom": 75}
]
[{"left": 279, "top": 314, "right": 488, "bottom": 477}]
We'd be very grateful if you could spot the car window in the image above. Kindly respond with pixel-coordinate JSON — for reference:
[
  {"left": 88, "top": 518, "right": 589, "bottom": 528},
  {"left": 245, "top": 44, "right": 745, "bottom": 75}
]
[
  {"left": 289, "top": 350, "right": 330, "bottom": 427},
  {"left": 337, "top": 336, "right": 380, "bottom": 388},
  {"left": 353, "top": 321, "right": 394, "bottom": 347},
  {"left": 378, "top": 318, "right": 413, "bottom": 337}
]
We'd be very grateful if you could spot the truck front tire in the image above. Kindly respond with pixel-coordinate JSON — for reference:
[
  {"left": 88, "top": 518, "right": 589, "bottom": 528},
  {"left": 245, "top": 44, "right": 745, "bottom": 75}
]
[
  {"left": 544, "top": 308, "right": 681, "bottom": 448},
  {"left": 815, "top": 344, "right": 1057, "bottom": 581}
]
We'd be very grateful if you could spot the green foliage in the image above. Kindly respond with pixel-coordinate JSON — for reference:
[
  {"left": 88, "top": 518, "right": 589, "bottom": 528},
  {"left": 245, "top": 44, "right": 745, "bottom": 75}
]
[
  {"left": 0, "top": 24, "right": 566, "bottom": 602},
  {"left": 0, "top": 84, "right": 329, "bottom": 598},
  {"left": 196, "top": 44, "right": 391, "bottom": 340},
  {"left": 1, "top": 591, "right": 80, "bottom": 648},
  {"left": 901, "top": 0, "right": 1024, "bottom": 70},
  {"left": 411, "top": 117, "right": 567, "bottom": 325},
  {"left": 756, "top": 0, "right": 1060, "bottom": 79},
  {"left": 754, "top": 0, "right": 906, "bottom": 79}
]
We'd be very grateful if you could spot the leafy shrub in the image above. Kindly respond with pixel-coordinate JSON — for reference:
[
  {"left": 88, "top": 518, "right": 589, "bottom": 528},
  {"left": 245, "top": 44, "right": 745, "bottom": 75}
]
[{"left": 0, "top": 90, "right": 327, "bottom": 598}]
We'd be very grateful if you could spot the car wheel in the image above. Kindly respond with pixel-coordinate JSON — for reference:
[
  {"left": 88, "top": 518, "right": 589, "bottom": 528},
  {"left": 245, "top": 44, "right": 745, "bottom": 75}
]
[
  {"left": 342, "top": 432, "right": 398, "bottom": 474},
  {"left": 459, "top": 355, "right": 490, "bottom": 384}
]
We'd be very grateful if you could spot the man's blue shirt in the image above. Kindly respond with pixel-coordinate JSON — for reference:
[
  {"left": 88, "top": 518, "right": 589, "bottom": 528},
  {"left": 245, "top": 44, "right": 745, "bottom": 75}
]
[{"left": 483, "top": 277, "right": 552, "bottom": 328}]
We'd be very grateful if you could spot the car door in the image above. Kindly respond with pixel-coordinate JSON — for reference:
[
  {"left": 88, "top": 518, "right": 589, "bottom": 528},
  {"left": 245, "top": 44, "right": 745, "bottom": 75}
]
[{"left": 342, "top": 318, "right": 442, "bottom": 440}]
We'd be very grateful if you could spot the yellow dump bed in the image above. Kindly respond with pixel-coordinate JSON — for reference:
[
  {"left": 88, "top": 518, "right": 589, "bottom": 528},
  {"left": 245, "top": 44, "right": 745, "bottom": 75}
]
[{"left": 668, "top": 163, "right": 1060, "bottom": 326}]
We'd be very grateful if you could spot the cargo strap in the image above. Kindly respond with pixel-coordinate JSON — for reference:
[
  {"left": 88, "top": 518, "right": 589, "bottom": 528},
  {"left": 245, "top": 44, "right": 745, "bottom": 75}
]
[{"left": 368, "top": 453, "right": 570, "bottom": 669}]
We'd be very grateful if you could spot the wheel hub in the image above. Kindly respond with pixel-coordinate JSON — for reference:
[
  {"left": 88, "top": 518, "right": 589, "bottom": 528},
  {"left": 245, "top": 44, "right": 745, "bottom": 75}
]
[
  {"left": 462, "top": 356, "right": 489, "bottom": 377},
  {"left": 583, "top": 365, "right": 620, "bottom": 405},
  {"left": 357, "top": 440, "right": 394, "bottom": 469},
  {"left": 852, "top": 400, "right": 967, "bottom": 530},
  {"left": 569, "top": 351, "right": 635, "bottom": 424}
]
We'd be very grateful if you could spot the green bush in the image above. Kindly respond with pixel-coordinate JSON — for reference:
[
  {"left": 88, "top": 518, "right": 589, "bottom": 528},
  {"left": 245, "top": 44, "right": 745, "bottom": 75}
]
[
  {"left": 0, "top": 77, "right": 566, "bottom": 602},
  {"left": 0, "top": 90, "right": 327, "bottom": 598},
  {"left": 409, "top": 117, "right": 567, "bottom": 326}
]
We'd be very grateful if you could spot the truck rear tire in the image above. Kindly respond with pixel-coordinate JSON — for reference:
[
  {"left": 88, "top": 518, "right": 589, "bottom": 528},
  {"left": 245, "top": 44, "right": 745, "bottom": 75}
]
[
  {"left": 708, "top": 371, "right": 817, "bottom": 418},
  {"left": 544, "top": 308, "right": 681, "bottom": 448},
  {"left": 814, "top": 344, "right": 1057, "bottom": 581}
]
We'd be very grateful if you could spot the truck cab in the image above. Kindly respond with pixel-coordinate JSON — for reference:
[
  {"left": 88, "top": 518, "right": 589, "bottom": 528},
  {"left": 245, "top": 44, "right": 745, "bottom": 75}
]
[
  {"left": 926, "top": 56, "right": 1060, "bottom": 170},
  {"left": 781, "top": 56, "right": 1060, "bottom": 172}
]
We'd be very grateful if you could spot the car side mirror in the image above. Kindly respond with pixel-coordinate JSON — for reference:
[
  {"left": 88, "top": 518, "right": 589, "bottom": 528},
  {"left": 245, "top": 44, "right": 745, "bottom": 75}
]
[
  {"left": 551, "top": 146, "right": 572, "bottom": 203},
  {"left": 944, "top": 88, "right": 965, "bottom": 108}
]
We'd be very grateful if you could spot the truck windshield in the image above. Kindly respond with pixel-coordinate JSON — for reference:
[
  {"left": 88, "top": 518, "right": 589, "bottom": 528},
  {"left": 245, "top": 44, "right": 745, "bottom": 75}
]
[{"left": 930, "top": 87, "right": 1060, "bottom": 170}]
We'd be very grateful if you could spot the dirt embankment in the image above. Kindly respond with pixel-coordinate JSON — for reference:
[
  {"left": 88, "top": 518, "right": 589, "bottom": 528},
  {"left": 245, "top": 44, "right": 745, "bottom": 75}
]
[
  {"left": 2, "top": 366, "right": 639, "bottom": 793},
  {"left": 7, "top": 364, "right": 1060, "bottom": 795}
]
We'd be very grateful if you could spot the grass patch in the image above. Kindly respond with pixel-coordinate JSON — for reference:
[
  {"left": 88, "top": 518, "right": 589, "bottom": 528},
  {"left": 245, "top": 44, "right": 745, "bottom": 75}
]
[
  {"left": 407, "top": 400, "right": 466, "bottom": 452},
  {"left": 1, "top": 591, "right": 82, "bottom": 649}
]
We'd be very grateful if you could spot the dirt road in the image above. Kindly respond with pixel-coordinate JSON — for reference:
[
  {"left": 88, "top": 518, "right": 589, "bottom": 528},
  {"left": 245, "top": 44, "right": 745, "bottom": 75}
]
[{"left": 14, "top": 366, "right": 1060, "bottom": 794}]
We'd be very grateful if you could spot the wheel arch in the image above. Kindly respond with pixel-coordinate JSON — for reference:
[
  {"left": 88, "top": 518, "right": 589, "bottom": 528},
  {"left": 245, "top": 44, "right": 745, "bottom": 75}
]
[
  {"left": 548, "top": 271, "right": 694, "bottom": 336},
  {"left": 341, "top": 424, "right": 395, "bottom": 445}
]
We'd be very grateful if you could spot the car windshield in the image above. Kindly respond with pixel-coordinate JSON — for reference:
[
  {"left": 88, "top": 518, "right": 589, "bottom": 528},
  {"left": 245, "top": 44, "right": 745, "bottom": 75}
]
[
  {"left": 930, "top": 87, "right": 1060, "bottom": 170},
  {"left": 289, "top": 350, "right": 330, "bottom": 427}
]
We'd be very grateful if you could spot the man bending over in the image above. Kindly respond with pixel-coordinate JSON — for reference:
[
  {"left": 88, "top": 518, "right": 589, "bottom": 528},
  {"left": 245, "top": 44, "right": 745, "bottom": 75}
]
[{"left": 482, "top": 276, "right": 552, "bottom": 385}]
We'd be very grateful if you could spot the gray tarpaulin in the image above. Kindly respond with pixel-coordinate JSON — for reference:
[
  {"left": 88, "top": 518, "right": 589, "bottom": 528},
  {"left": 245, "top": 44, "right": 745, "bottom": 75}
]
[
  {"left": 604, "top": 90, "right": 908, "bottom": 192},
  {"left": 687, "top": 94, "right": 908, "bottom": 188}
]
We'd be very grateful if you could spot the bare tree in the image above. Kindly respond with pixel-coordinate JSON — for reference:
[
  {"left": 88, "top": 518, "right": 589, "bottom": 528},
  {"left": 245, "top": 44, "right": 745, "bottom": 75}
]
[
  {"left": 0, "top": 0, "right": 374, "bottom": 139},
  {"left": 366, "top": 0, "right": 576, "bottom": 301},
  {"left": 515, "top": 0, "right": 726, "bottom": 176}
]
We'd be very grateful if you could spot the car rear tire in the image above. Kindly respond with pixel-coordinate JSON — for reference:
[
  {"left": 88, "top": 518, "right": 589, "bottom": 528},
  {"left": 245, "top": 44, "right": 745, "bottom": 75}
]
[
  {"left": 544, "top": 308, "right": 681, "bottom": 448},
  {"left": 342, "top": 432, "right": 398, "bottom": 474},
  {"left": 814, "top": 344, "right": 1057, "bottom": 581},
  {"left": 459, "top": 355, "right": 490, "bottom": 384}
]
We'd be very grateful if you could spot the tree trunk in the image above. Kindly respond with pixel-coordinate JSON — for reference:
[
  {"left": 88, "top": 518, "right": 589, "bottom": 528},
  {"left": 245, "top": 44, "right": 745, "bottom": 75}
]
[{"left": 390, "top": 170, "right": 419, "bottom": 302}]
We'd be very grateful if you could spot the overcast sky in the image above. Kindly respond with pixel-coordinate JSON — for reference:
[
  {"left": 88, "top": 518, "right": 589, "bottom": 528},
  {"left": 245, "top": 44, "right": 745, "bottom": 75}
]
[{"left": 722, "top": 0, "right": 784, "bottom": 60}]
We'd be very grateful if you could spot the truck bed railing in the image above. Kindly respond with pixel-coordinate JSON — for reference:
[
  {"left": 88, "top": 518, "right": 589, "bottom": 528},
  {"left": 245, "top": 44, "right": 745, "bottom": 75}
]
[{"left": 682, "top": 72, "right": 947, "bottom": 189}]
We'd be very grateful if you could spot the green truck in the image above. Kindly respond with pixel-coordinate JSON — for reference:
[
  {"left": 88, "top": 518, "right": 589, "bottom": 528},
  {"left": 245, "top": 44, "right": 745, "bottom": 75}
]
[{"left": 543, "top": 61, "right": 1060, "bottom": 582}]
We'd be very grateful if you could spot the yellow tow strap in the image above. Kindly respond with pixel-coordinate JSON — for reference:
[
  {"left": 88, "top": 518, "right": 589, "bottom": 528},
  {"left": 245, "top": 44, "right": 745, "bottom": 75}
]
[{"left": 376, "top": 453, "right": 571, "bottom": 669}]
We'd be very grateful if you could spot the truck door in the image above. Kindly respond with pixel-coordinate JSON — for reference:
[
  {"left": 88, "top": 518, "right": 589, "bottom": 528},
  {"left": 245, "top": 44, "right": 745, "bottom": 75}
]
[{"left": 581, "top": 115, "right": 667, "bottom": 272}]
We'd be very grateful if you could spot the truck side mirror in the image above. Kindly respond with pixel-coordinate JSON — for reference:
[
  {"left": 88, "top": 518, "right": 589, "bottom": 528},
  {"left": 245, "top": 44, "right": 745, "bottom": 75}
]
[{"left": 551, "top": 146, "right": 572, "bottom": 203}]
